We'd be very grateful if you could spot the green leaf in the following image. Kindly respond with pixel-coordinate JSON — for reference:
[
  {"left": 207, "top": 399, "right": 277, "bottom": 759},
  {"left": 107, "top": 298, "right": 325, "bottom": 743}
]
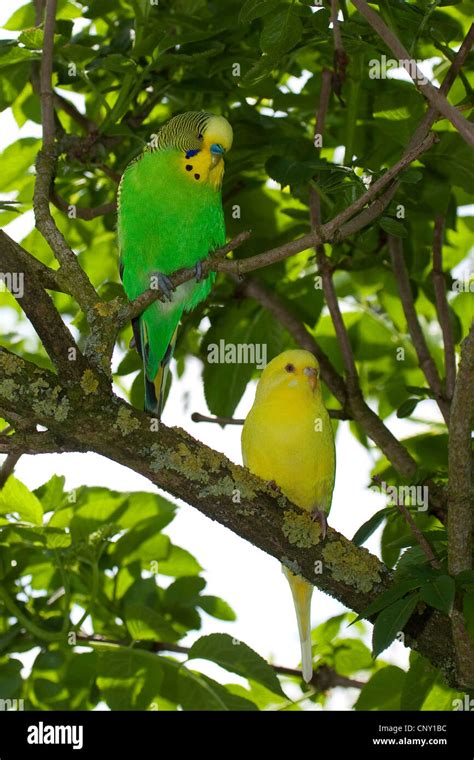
[
  {"left": 178, "top": 669, "right": 258, "bottom": 711},
  {"left": 372, "top": 593, "right": 420, "bottom": 658},
  {"left": 0, "top": 46, "right": 36, "bottom": 68},
  {"left": 239, "top": 0, "right": 279, "bottom": 25},
  {"left": 0, "top": 138, "right": 40, "bottom": 191},
  {"left": 266, "top": 156, "right": 322, "bottom": 188},
  {"left": 400, "top": 652, "right": 439, "bottom": 711},
  {"left": 379, "top": 217, "right": 408, "bottom": 238},
  {"left": 399, "top": 169, "right": 423, "bottom": 184},
  {"left": 0, "top": 657, "right": 23, "bottom": 699},
  {"left": 260, "top": 9, "right": 303, "bottom": 56},
  {"left": 188, "top": 633, "right": 285, "bottom": 696},
  {"left": 353, "top": 579, "right": 422, "bottom": 623},
  {"left": 396, "top": 398, "right": 420, "bottom": 418},
  {"left": 198, "top": 595, "right": 237, "bottom": 621},
  {"left": 4, "top": 0, "right": 80, "bottom": 29},
  {"left": 34, "top": 475, "right": 65, "bottom": 512},
  {"left": 124, "top": 603, "right": 180, "bottom": 642},
  {"left": 355, "top": 666, "right": 406, "bottom": 710},
  {"left": 158, "top": 544, "right": 203, "bottom": 577},
  {"left": 96, "top": 647, "right": 163, "bottom": 710},
  {"left": 0, "top": 477, "right": 43, "bottom": 525},
  {"left": 420, "top": 575, "right": 455, "bottom": 614},
  {"left": 352, "top": 508, "right": 390, "bottom": 546}
]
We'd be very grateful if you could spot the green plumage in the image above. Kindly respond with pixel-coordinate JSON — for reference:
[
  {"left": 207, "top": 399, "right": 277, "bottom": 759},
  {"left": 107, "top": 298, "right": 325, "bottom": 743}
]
[{"left": 117, "top": 112, "right": 231, "bottom": 416}]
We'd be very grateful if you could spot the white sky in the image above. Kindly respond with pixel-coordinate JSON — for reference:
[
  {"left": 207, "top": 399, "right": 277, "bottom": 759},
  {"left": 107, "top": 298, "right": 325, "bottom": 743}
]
[{"left": 0, "top": 0, "right": 459, "bottom": 710}]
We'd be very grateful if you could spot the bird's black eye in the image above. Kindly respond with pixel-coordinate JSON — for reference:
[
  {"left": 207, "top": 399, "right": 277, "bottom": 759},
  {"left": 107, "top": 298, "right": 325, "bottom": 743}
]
[
  {"left": 197, "top": 133, "right": 203, "bottom": 140},
  {"left": 285, "top": 363, "right": 295, "bottom": 373}
]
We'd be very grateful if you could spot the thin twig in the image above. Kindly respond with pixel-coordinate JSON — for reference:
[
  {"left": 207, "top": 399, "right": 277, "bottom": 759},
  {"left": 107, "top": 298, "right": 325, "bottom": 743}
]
[
  {"left": 76, "top": 634, "right": 365, "bottom": 690},
  {"left": 50, "top": 189, "right": 116, "bottom": 220},
  {"left": 122, "top": 230, "right": 252, "bottom": 323},
  {"left": 397, "top": 503, "right": 441, "bottom": 570},
  {"left": 191, "top": 412, "right": 245, "bottom": 425},
  {"left": 34, "top": 0, "right": 99, "bottom": 311},
  {"left": 330, "top": 0, "right": 348, "bottom": 95},
  {"left": 310, "top": 65, "right": 358, "bottom": 384},
  {"left": 352, "top": 0, "right": 474, "bottom": 148},
  {"left": 388, "top": 236, "right": 450, "bottom": 425},
  {"left": 191, "top": 408, "right": 350, "bottom": 425},
  {"left": 432, "top": 215, "right": 456, "bottom": 400}
]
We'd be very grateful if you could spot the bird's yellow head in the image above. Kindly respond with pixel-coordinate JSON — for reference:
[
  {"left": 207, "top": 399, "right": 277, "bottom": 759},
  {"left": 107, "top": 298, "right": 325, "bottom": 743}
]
[
  {"left": 255, "top": 349, "right": 321, "bottom": 403},
  {"left": 154, "top": 111, "right": 233, "bottom": 190}
]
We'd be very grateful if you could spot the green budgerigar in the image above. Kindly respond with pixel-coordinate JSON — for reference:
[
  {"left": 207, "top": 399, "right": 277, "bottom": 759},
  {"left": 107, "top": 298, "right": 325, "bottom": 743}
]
[{"left": 117, "top": 111, "right": 233, "bottom": 416}]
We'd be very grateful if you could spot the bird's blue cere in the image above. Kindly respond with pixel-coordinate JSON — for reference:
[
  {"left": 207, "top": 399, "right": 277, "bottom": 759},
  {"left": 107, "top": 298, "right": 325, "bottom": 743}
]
[{"left": 211, "top": 143, "right": 225, "bottom": 155}]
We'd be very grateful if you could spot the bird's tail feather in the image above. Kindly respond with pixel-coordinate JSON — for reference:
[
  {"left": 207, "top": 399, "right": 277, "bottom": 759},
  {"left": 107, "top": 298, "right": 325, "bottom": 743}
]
[
  {"left": 151, "top": 325, "right": 178, "bottom": 418},
  {"left": 282, "top": 565, "right": 313, "bottom": 683}
]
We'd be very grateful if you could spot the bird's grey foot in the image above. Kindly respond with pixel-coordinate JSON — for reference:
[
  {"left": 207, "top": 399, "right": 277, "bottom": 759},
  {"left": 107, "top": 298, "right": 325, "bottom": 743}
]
[
  {"left": 311, "top": 508, "right": 328, "bottom": 540},
  {"left": 151, "top": 272, "right": 175, "bottom": 301},
  {"left": 194, "top": 259, "right": 203, "bottom": 283},
  {"left": 129, "top": 336, "right": 136, "bottom": 349}
]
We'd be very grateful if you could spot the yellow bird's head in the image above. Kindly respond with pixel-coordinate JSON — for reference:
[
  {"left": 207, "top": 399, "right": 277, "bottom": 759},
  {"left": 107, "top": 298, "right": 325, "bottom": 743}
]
[{"left": 255, "top": 349, "right": 321, "bottom": 403}]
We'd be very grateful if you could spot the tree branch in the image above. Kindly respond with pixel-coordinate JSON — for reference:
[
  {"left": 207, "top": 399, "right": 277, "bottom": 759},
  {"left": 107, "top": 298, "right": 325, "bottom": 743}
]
[
  {"left": 0, "top": 348, "right": 460, "bottom": 684},
  {"left": 388, "top": 235, "right": 450, "bottom": 425},
  {"left": 432, "top": 215, "right": 456, "bottom": 400},
  {"left": 76, "top": 634, "right": 365, "bottom": 690},
  {"left": 50, "top": 189, "right": 116, "bottom": 220},
  {"left": 448, "top": 323, "right": 474, "bottom": 577},
  {"left": 351, "top": 0, "right": 474, "bottom": 148},
  {"left": 34, "top": 0, "right": 100, "bottom": 313},
  {"left": 0, "top": 452, "right": 20, "bottom": 489},
  {"left": 191, "top": 409, "right": 350, "bottom": 425},
  {"left": 0, "top": 231, "right": 86, "bottom": 380}
]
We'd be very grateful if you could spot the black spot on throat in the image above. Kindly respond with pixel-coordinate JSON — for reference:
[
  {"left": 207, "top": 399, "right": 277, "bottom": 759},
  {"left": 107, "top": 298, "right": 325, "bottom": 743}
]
[
  {"left": 194, "top": 173, "right": 200, "bottom": 180},
  {"left": 185, "top": 164, "right": 193, "bottom": 171}
]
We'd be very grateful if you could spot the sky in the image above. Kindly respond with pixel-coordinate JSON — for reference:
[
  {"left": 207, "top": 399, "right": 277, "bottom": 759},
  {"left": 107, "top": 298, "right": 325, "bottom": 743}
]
[{"left": 0, "top": 0, "right": 457, "bottom": 710}]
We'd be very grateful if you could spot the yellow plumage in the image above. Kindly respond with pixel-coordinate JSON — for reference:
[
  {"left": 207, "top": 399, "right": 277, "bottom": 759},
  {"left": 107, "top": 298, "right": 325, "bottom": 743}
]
[{"left": 241, "top": 349, "right": 336, "bottom": 683}]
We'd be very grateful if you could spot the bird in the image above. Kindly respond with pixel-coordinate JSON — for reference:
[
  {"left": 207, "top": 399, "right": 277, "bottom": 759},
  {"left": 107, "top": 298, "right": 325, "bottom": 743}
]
[
  {"left": 117, "top": 111, "right": 233, "bottom": 417},
  {"left": 241, "top": 349, "right": 336, "bottom": 683}
]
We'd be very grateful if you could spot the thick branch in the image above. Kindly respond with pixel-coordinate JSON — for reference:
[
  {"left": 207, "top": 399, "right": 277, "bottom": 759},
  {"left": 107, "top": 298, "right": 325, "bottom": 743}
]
[
  {"left": 388, "top": 235, "right": 450, "bottom": 425},
  {"left": 0, "top": 349, "right": 459, "bottom": 684},
  {"left": 448, "top": 323, "right": 474, "bottom": 577},
  {"left": 352, "top": 0, "right": 474, "bottom": 148},
  {"left": 0, "top": 231, "right": 85, "bottom": 379}
]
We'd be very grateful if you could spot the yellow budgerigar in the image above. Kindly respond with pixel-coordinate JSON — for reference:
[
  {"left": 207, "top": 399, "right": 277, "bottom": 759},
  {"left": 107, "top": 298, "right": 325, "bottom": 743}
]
[{"left": 241, "top": 349, "right": 336, "bottom": 683}]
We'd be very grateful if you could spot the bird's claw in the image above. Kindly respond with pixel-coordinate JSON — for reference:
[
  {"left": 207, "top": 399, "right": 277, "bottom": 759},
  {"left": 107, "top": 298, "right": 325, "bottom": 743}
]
[
  {"left": 194, "top": 260, "right": 203, "bottom": 283},
  {"left": 266, "top": 479, "right": 282, "bottom": 494},
  {"left": 311, "top": 508, "right": 328, "bottom": 540},
  {"left": 152, "top": 273, "right": 175, "bottom": 301}
]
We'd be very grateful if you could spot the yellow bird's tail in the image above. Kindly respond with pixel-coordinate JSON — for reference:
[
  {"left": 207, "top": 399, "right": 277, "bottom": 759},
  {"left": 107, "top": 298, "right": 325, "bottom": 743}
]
[{"left": 282, "top": 565, "right": 313, "bottom": 683}]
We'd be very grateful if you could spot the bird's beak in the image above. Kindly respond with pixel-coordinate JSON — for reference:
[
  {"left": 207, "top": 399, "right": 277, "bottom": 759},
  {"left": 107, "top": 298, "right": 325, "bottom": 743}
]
[
  {"left": 303, "top": 366, "right": 318, "bottom": 391},
  {"left": 210, "top": 143, "right": 225, "bottom": 166}
]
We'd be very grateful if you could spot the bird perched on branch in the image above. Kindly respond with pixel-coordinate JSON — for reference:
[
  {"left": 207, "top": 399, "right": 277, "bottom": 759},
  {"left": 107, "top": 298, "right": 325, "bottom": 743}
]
[
  {"left": 118, "top": 111, "right": 233, "bottom": 417},
  {"left": 241, "top": 349, "right": 336, "bottom": 683}
]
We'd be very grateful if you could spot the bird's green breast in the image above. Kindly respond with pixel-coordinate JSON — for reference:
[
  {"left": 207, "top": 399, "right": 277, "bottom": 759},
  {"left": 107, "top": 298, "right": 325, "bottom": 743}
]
[{"left": 118, "top": 148, "right": 225, "bottom": 300}]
